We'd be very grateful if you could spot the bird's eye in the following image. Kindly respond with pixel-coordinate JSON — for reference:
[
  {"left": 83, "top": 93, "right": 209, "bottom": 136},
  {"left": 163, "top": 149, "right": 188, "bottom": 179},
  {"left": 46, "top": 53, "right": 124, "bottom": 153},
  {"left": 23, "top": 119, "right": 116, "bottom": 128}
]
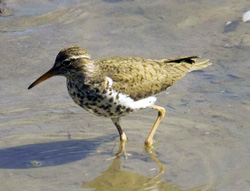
[{"left": 62, "top": 60, "right": 71, "bottom": 66}]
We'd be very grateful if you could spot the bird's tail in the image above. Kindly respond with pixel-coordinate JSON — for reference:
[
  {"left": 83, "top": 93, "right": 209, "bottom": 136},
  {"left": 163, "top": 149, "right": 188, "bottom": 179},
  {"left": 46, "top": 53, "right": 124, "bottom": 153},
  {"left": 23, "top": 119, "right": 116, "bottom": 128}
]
[
  {"left": 189, "top": 58, "right": 212, "bottom": 72},
  {"left": 163, "top": 56, "right": 212, "bottom": 72}
]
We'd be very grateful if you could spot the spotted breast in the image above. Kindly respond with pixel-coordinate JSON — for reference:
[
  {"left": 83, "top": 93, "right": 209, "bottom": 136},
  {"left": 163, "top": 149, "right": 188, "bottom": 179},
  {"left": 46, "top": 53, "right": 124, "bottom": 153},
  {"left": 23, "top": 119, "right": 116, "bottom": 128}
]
[{"left": 67, "top": 76, "right": 157, "bottom": 118}]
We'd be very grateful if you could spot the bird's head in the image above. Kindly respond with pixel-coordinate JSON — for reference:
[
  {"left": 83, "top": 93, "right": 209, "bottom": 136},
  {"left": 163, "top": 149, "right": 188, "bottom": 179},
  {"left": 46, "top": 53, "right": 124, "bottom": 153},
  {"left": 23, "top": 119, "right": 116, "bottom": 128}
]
[{"left": 28, "top": 46, "right": 91, "bottom": 89}]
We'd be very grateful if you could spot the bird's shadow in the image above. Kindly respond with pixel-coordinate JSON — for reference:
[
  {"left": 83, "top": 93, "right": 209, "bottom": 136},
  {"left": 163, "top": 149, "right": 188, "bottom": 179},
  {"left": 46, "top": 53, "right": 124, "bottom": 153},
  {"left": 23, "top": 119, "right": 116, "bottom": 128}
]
[{"left": 0, "top": 135, "right": 117, "bottom": 169}]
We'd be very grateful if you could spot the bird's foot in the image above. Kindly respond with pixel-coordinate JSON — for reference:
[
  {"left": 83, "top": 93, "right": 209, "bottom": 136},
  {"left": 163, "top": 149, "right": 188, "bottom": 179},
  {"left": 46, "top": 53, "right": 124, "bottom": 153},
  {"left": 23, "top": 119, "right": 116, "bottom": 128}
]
[
  {"left": 144, "top": 139, "right": 155, "bottom": 151},
  {"left": 106, "top": 140, "right": 131, "bottom": 161}
]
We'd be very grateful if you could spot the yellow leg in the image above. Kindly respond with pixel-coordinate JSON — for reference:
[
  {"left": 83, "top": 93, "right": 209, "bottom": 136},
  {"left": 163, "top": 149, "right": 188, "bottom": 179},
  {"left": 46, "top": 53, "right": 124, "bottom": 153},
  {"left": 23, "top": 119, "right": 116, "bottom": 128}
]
[
  {"left": 111, "top": 117, "right": 127, "bottom": 142},
  {"left": 145, "top": 105, "right": 165, "bottom": 147}
]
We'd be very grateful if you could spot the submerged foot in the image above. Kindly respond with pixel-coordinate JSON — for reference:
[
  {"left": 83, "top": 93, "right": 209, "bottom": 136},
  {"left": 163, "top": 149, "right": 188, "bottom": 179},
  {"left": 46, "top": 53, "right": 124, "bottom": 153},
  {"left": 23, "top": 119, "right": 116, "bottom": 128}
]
[
  {"left": 106, "top": 141, "right": 131, "bottom": 160},
  {"left": 144, "top": 139, "right": 155, "bottom": 150}
]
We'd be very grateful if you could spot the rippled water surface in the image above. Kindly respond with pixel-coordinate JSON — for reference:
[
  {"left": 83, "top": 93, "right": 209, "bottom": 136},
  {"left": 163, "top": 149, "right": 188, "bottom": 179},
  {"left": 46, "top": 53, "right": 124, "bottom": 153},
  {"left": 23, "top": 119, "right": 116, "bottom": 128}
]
[{"left": 0, "top": 0, "right": 250, "bottom": 191}]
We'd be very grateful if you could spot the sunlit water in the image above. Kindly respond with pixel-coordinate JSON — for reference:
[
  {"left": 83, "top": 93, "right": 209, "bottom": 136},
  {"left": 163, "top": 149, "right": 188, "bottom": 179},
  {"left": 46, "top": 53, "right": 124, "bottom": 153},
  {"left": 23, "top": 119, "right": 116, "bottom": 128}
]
[{"left": 0, "top": 0, "right": 250, "bottom": 191}]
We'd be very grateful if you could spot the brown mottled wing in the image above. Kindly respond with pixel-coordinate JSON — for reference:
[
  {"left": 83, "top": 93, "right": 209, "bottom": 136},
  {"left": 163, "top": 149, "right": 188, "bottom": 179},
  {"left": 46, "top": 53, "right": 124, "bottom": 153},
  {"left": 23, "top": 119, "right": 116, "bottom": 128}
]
[{"left": 95, "top": 56, "right": 208, "bottom": 101}]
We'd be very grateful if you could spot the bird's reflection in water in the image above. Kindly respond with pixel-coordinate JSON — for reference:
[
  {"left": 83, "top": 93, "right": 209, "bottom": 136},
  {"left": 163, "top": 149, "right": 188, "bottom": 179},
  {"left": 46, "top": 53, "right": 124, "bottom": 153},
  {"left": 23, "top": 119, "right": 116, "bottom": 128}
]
[{"left": 82, "top": 142, "right": 208, "bottom": 191}]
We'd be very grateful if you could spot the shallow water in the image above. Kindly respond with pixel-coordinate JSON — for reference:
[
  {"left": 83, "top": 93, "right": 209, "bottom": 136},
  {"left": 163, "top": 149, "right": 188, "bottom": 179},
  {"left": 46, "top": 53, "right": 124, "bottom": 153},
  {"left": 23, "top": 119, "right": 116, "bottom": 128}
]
[{"left": 0, "top": 0, "right": 250, "bottom": 191}]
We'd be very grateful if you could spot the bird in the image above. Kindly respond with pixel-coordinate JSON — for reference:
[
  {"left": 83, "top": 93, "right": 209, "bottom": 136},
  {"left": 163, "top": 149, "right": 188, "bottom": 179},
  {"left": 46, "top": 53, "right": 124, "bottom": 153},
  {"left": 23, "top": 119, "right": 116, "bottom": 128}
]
[{"left": 28, "top": 46, "right": 212, "bottom": 147}]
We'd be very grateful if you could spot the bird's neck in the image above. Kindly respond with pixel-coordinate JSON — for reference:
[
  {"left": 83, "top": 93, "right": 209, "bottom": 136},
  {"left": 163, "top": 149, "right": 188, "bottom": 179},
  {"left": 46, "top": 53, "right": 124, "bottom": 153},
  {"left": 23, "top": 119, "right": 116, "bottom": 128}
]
[{"left": 68, "top": 61, "right": 105, "bottom": 86}]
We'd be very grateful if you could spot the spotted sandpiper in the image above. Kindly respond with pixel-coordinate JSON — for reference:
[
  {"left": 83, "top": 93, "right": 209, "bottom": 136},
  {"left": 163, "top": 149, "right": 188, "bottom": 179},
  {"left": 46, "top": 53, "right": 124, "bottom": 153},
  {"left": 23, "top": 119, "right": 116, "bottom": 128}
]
[{"left": 28, "top": 46, "right": 212, "bottom": 147}]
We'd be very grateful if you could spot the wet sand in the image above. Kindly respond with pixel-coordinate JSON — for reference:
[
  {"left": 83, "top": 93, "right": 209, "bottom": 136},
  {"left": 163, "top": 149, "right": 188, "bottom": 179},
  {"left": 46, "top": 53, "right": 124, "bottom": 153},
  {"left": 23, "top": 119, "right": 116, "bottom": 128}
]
[{"left": 0, "top": 0, "right": 250, "bottom": 191}]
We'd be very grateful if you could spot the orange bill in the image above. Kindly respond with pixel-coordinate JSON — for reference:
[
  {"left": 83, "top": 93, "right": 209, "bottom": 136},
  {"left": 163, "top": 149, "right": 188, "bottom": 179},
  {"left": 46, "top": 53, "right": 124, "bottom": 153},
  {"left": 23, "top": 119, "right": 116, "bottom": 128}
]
[{"left": 28, "top": 67, "right": 58, "bottom": 89}]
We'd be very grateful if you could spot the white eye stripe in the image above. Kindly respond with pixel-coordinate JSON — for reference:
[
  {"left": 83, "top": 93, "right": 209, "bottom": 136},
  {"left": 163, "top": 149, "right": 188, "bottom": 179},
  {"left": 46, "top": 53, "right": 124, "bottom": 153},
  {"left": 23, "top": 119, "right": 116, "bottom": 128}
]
[{"left": 65, "top": 54, "right": 91, "bottom": 61}]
